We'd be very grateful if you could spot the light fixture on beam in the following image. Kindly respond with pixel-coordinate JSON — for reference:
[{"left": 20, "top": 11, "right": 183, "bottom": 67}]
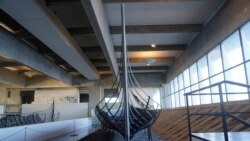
[
  {"left": 151, "top": 44, "right": 156, "bottom": 48},
  {"left": 0, "top": 22, "right": 16, "bottom": 34},
  {"left": 4, "top": 66, "right": 18, "bottom": 71},
  {"left": 24, "top": 69, "right": 37, "bottom": 77},
  {"left": 144, "top": 58, "right": 155, "bottom": 66}
]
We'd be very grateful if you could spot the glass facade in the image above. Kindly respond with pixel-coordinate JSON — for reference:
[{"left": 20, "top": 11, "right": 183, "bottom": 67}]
[{"left": 161, "top": 21, "right": 250, "bottom": 109}]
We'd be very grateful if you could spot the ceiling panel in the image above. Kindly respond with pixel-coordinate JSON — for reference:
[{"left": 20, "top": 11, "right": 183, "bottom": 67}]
[
  {"left": 50, "top": 1, "right": 91, "bottom": 27},
  {"left": 73, "top": 34, "right": 100, "bottom": 47},
  {"left": 104, "top": 0, "right": 222, "bottom": 26}
]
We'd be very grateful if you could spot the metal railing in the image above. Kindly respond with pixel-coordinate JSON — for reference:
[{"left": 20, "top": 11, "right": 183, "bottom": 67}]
[{"left": 185, "top": 80, "right": 250, "bottom": 141}]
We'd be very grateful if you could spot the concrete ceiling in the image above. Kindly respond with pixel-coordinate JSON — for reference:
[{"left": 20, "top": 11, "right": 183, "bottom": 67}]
[{"left": 0, "top": 0, "right": 225, "bottom": 88}]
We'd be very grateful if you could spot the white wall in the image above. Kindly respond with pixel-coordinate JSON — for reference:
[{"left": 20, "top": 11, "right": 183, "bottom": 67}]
[
  {"left": 0, "top": 118, "right": 93, "bottom": 141},
  {"left": 34, "top": 88, "right": 79, "bottom": 104},
  {"left": 22, "top": 103, "right": 89, "bottom": 120},
  {"left": 0, "top": 86, "right": 6, "bottom": 105},
  {"left": 0, "top": 105, "right": 4, "bottom": 115}
]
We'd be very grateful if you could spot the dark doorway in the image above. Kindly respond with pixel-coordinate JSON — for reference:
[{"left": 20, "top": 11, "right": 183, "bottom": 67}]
[
  {"left": 80, "top": 93, "right": 89, "bottom": 103},
  {"left": 20, "top": 91, "right": 35, "bottom": 104}
]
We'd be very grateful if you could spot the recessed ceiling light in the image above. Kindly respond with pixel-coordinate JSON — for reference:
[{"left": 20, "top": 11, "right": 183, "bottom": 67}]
[
  {"left": 145, "top": 58, "right": 155, "bottom": 66},
  {"left": 0, "top": 22, "right": 16, "bottom": 34},
  {"left": 151, "top": 44, "right": 156, "bottom": 48},
  {"left": 4, "top": 67, "right": 18, "bottom": 71}
]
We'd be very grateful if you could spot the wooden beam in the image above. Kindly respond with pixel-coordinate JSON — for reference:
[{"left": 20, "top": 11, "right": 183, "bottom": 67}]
[
  {"left": 103, "top": 0, "right": 202, "bottom": 3},
  {"left": 97, "top": 66, "right": 168, "bottom": 71},
  {"left": 68, "top": 24, "right": 202, "bottom": 35},
  {"left": 117, "top": 57, "right": 176, "bottom": 63},
  {"left": 115, "top": 44, "right": 186, "bottom": 51},
  {"left": 91, "top": 57, "right": 176, "bottom": 64},
  {"left": 81, "top": 44, "right": 185, "bottom": 53}
]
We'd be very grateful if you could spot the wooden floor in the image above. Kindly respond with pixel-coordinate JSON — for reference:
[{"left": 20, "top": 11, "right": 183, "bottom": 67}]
[
  {"left": 192, "top": 132, "right": 250, "bottom": 141},
  {"left": 152, "top": 100, "right": 250, "bottom": 141},
  {"left": 79, "top": 129, "right": 160, "bottom": 141}
]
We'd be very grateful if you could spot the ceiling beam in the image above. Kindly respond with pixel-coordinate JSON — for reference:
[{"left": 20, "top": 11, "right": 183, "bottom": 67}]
[
  {"left": 110, "top": 24, "right": 202, "bottom": 34},
  {"left": 91, "top": 57, "right": 176, "bottom": 64},
  {"left": 81, "top": 44, "right": 185, "bottom": 53},
  {"left": 0, "top": 28, "right": 72, "bottom": 84},
  {"left": 46, "top": 0, "right": 202, "bottom": 3},
  {"left": 68, "top": 24, "right": 202, "bottom": 35},
  {"left": 103, "top": 0, "right": 202, "bottom": 3},
  {"left": 0, "top": 62, "right": 24, "bottom": 67},
  {"left": 82, "top": 0, "right": 119, "bottom": 76},
  {"left": 115, "top": 44, "right": 186, "bottom": 51},
  {"left": 117, "top": 57, "right": 176, "bottom": 63},
  {"left": 97, "top": 66, "right": 168, "bottom": 71},
  {"left": 1, "top": 0, "right": 100, "bottom": 80}
]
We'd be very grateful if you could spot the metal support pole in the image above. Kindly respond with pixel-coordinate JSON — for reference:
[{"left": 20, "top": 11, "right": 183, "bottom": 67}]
[
  {"left": 185, "top": 94, "right": 192, "bottom": 141},
  {"left": 218, "top": 84, "right": 228, "bottom": 141},
  {"left": 121, "top": 4, "right": 130, "bottom": 141},
  {"left": 147, "top": 126, "right": 152, "bottom": 141},
  {"left": 51, "top": 100, "right": 55, "bottom": 122},
  {"left": 25, "top": 127, "right": 27, "bottom": 141}
]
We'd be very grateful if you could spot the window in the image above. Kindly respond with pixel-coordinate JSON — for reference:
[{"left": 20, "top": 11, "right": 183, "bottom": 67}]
[
  {"left": 179, "top": 90, "right": 185, "bottom": 107},
  {"left": 171, "top": 94, "right": 175, "bottom": 108},
  {"left": 221, "top": 31, "right": 243, "bottom": 70},
  {"left": 225, "top": 65, "right": 248, "bottom": 101},
  {"left": 175, "top": 93, "right": 180, "bottom": 107},
  {"left": 247, "top": 62, "right": 250, "bottom": 84},
  {"left": 225, "top": 65, "right": 246, "bottom": 84},
  {"left": 80, "top": 93, "right": 89, "bottom": 103},
  {"left": 241, "top": 22, "right": 250, "bottom": 61},
  {"left": 184, "top": 68, "right": 190, "bottom": 88},
  {"left": 208, "top": 46, "right": 223, "bottom": 76},
  {"left": 174, "top": 77, "right": 179, "bottom": 92},
  {"left": 190, "top": 63, "right": 198, "bottom": 85},
  {"left": 164, "top": 21, "right": 250, "bottom": 109},
  {"left": 178, "top": 73, "right": 184, "bottom": 90},
  {"left": 197, "top": 56, "right": 209, "bottom": 81},
  {"left": 171, "top": 80, "right": 174, "bottom": 94}
]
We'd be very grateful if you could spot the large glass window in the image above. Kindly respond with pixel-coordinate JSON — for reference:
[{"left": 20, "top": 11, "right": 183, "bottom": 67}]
[
  {"left": 221, "top": 31, "right": 243, "bottom": 70},
  {"left": 179, "top": 90, "right": 185, "bottom": 107},
  {"left": 247, "top": 62, "right": 250, "bottom": 84},
  {"left": 241, "top": 22, "right": 250, "bottom": 61},
  {"left": 175, "top": 93, "right": 180, "bottom": 107},
  {"left": 225, "top": 65, "right": 248, "bottom": 101},
  {"left": 197, "top": 56, "right": 209, "bottom": 81},
  {"left": 190, "top": 63, "right": 198, "bottom": 85},
  {"left": 174, "top": 77, "right": 179, "bottom": 92},
  {"left": 208, "top": 46, "right": 223, "bottom": 76},
  {"left": 164, "top": 21, "right": 250, "bottom": 109},
  {"left": 171, "top": 94, "right": 175, "bottom": 108},
  {"left": 225, "top": 65, "right": 246, "bottom": 84},
  {"left": 170, "top": 80, "right": 174, "bottom": 94},
  {"left": 178, "top": 73, "right": 184, "bottom": 90},
  {"left": 184, "top": 69, "right": 190, "bottom": 87}
]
